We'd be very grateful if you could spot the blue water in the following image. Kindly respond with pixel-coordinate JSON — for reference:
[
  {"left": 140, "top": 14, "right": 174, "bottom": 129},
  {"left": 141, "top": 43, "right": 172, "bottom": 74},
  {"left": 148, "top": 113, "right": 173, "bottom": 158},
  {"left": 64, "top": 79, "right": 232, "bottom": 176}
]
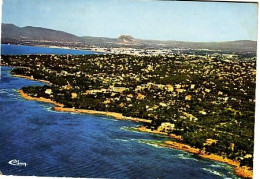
[
  {"left": 0, "top": 66, "right": 241, "bottom": 178},
  {"left": 1, "top": 44, "right": 101, "bottom": 55}
]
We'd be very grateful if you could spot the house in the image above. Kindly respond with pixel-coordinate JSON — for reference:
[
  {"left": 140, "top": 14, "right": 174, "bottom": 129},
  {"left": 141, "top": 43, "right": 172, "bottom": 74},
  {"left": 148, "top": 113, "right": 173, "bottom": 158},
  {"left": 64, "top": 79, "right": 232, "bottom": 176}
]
[
  {"left": 244, "top": 154, "right": 253, "bottom": 159},
  {"left": 127, "top": 94, "right": 134, "bottom": 98},
  {"left": 203, "top": 139, "right": 218, "bottom": 146},
  {"left": 199, "top": 110, "right": 207, "bottom": 115},
  {"left": 182, "top": 112, "right": 198, "bottom": 121},
  {"left": 224, "top": 97, "right": 229, "bottom": 102},
  {"left": 218, "top": 91, "right": 223, "bottom": 95},
  {"left": 190, "top": 84, "right": 195, "bottom": 89},
  {"left": 135, "top": 85, "right": 143, "bottom": 91},
  {"left": 45, "top": 89, "right": 52, "bottom": 95},
  {"left": 136, "top": 93, "right": 145, "bottom": 100},
  {"left": 158, "top": 122, "right": 175, "bottom": 132},
  {"left": 175, "top": 84, "right": 182, "bottom": 88},
  {"left": 176, "top": 88, "right": 185, "bottom": 93},
  {"left": 165, "top": 84, "right": 174, "bottom": 92},
  {"left": 229, "top": 143, "right": 235, "bottom": 151},
  {"left": 103, "top": 99, "right": 111, "bottom": 104},
  {"left": 159, "top": 102, "right": 167, "bottom": 107},
  {"left": 185, "top": 95, "right": 192, "bottom": 101},
  {"left": 71, "top": 93, "right": 78, "bottom": 99},
  {"left": 151, "top": 84, "right": 165, "bottom": 90},
  {"left": 205, "top": 88, "right": 211, "bottom": 93},
  {"left": 112, "top": 87, "right": 128, "bottom": 93}
]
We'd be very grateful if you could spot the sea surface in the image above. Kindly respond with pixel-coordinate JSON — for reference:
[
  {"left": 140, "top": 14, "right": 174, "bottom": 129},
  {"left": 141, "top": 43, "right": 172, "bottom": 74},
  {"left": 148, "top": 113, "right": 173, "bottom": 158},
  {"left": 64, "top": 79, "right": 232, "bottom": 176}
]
[
  {"left": 0, "top": 45, "right": 240, "bottom": 178},
  {"left": 1, "top": 44, "right": 101, "bottom": 55}
]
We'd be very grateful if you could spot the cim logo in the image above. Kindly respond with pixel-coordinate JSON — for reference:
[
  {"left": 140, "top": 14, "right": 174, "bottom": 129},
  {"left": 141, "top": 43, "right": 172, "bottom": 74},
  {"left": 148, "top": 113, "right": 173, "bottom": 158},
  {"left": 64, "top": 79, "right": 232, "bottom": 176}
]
[{"left": 8, "top": 159, "right": 28, "bottom": 167}]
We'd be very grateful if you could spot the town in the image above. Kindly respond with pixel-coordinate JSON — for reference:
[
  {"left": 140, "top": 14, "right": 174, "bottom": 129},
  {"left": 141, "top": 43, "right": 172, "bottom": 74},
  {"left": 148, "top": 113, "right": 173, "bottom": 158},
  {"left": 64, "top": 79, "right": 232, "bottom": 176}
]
[{"left": 1, "top": 51, "right": 256, "bottom": 170}]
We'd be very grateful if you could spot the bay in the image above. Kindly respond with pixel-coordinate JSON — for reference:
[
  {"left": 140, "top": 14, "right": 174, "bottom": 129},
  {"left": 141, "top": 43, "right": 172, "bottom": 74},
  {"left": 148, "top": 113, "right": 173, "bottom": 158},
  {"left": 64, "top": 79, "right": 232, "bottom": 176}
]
[{"left": 1, "top": 44, "right": 101, "bottom": 55}]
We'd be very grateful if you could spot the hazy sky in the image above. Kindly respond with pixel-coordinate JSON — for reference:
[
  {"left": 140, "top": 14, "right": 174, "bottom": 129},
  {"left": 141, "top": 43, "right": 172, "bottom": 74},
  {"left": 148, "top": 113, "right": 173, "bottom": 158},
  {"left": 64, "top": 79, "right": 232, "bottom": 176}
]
[{"left": 2, "top": 0, "right": 258, "bottom": 42}]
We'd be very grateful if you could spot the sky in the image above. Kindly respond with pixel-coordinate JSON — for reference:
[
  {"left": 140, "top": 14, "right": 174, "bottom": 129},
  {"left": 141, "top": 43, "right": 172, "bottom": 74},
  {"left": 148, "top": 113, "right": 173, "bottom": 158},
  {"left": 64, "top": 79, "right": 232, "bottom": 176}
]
[{"left": 1, "top": 0, "right": 258, "bottom": 42}]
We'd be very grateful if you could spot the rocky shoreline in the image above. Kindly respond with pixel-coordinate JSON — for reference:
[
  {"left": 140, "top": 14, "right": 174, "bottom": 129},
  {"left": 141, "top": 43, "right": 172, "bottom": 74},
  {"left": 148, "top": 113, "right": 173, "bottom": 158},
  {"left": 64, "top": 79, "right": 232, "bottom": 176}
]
[{"left": 136, "top": 126, "right": 253, "bottom": 178}]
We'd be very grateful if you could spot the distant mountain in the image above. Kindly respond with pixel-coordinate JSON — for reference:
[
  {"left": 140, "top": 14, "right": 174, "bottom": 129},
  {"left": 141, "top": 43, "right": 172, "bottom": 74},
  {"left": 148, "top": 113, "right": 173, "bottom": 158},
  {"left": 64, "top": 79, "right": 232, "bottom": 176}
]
[
  {"left": 81, "top": 36, "right": 116, "bottom": 46},
  {"left": 141, "top": 39, "right": 257, "bottom": 52},
  {"left": 2, "top": 23, "right": 81, "bottom": 43},
  {"left": 117, "top": 35, "right": 140, "bottom": 45},
  {"left": 1, "top": 23, "right": 257, "bottom": 52}
]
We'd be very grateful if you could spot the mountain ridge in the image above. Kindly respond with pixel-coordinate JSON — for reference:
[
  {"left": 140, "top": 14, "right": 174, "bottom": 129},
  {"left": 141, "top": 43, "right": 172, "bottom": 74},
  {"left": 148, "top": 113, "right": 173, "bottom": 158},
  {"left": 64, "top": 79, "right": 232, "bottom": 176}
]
[{"left": 1, "top": 23, "right": 257, "bottom": 52}]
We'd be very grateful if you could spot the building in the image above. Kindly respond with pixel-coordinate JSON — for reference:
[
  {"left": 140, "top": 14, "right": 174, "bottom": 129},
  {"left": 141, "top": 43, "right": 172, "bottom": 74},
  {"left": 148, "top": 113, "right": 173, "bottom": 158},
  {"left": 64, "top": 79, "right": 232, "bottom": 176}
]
[
  {"left": 45, "top": 89, "right": 52, "bottom": 95},
  {"left": 111, "top": 86, "right": 128, "bottom": 93},
  {"left": 158, "top": 122, "right": 175, "bottom": 132}
]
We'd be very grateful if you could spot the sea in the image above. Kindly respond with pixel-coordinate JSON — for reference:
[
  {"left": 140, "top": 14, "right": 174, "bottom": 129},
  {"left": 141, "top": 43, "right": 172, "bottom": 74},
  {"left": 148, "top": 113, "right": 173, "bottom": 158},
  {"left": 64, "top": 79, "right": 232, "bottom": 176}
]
[
  {"left": 0, "top": 44, "right": 240, "bottom": 178},
  {"left": 1, "top": 44, "right": 101, "bottom": 55}
]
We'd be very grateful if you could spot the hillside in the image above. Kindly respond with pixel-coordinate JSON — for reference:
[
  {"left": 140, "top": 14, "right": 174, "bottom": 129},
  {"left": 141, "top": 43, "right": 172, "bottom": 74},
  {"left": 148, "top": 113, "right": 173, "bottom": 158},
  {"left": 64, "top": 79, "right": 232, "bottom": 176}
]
[
  {"left": 116, "top": 35, "right": 140, "bottom": 45},
  {"left": 2, "top": 23, "right": 81, "bottom": 43}
]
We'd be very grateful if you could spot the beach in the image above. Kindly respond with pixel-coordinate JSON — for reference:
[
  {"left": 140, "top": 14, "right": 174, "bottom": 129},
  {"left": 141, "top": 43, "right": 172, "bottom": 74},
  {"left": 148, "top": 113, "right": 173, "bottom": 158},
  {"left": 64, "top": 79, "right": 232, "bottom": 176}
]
[
  {"left": 13, "top": 74, "right": 53, "bottom": 85},
  {"left": 19, "top": 90, "right": 63, "bottom": 107},
  {"left": 19, "top": 90, "right": 151, "bottom": 124},
  {"left": 53, "top": 107, "right": 152, "bottom": 123}
]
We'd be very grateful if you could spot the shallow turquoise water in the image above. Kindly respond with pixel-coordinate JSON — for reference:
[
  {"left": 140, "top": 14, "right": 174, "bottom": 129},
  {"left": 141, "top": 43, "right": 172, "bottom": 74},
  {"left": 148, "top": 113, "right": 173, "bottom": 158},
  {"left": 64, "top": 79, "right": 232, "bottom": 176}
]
[{"left": 0, "top": 66, "right": 240, "bottom": 178}]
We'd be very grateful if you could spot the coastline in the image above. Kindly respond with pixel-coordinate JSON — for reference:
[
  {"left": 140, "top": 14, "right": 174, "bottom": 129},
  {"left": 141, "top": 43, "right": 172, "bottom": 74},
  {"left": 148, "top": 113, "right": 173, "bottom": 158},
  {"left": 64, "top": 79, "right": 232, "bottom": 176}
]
[
  {"left": 19, "top": 90, "right": 151, "bottom": 124},
  {"left": 19, "top": 90, "right": 63, "bottom": 107},
  {"left": 137, "top": 126, "right": 183, "bottom": 141},
  {"left": 137, "top": 126, "right": 253, "bottom": 179},
  {"left": 162, "top": 141, "right": 253, "bottom": 178},
  {"left": 13, "top": 74, "right": 52, "bottom": 85},
  {"left": 53, "top": 106, "right": 152, "bottom": 123},
  {"left": 18, "top": 90, "right": 252, "bottom": 178},
  {"left": 0, "top": 65, "right": 52, "bottom": 85}
]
